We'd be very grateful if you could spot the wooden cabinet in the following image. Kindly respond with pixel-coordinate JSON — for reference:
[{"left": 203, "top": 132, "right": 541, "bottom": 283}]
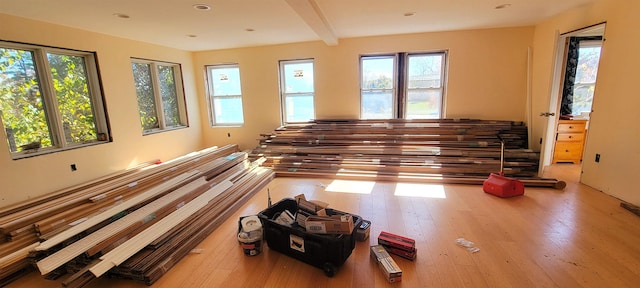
[{"left": 552, "top": 119, "right": 587, "bottom": 163}]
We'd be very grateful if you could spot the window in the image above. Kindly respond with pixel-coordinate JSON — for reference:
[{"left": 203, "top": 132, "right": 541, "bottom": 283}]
[
  {"left": 131, "top": 59, "right": 187, "bottom": 134},
  {"left": 206, "top": 64, "right": 244, "bottom": 126},
  {"left": 572, "top": 41, "right": 601, "bottom": 116},
  {"left": 279, "top": 59, "right": 315, "bottom": 123},
  {"left": 0, "top": 41, "right": 110, "bottom": 159},
  {"left": 361, "top": 52, "right": 446, "bottom": 119}
]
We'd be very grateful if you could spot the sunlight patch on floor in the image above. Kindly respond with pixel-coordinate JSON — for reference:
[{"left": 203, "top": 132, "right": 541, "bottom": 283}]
[
  {"left": 394, "top": 182, "right": 447, "bottom": 198},
  {"left": 325, "top": 180, "right": 375, "bottom": 194}
]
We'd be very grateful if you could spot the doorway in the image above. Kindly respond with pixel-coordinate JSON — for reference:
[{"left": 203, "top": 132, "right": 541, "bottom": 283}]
[{"left": 540, "top": 23, "right": 605, "bottom": 176}]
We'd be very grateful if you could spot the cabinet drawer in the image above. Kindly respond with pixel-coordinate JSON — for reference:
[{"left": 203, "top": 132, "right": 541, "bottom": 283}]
[
  {"left": 557, "top": 133, "right": 584, "bottom": 142},
  {"left": 557, "top": 122, "right": 586, "bottom": 133},
  {"left": 553, "top": 142, "right": 583, "bottom": 162}
]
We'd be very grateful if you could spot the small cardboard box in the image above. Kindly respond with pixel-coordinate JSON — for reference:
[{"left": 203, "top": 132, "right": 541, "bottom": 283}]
[
  {"left": 356, "top": 219, "right": 371, "bottom": 241},
  {"left": 305, "top": 214, "right": 354, "bottom": 234},
  {"left": 294, "top": 194, "right": 329, "bottom": 227},
  {"left": 370, "top": 245, "right": 402, "bottom": 283}
]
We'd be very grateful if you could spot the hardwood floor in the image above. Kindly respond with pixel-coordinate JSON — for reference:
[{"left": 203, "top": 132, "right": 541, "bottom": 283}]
[{"left": 8, "top": 164, "right": 640, "bottom": 287}]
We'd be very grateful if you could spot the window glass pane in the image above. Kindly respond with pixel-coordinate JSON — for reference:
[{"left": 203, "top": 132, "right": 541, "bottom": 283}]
[
  {"left": 283, "top": 62, "right": 314, "bottom": 93},
  {"left": 572, "top": 45, "right": 601, "bottom": 115},
  {"left": 285, "top": 94, "right": 314, "bottom": 122},
  {"left": 0, "top": 48, "right": 52, "bottom": 152},
  {"left": 408, "top": 54, "right": 442, "bottom": 88},
  {"left": 157, "top": 65, "right": 180, "bottom": 127},
  {"left": 575, "top": 46, "right": 601, "bottom": 84},
  {"left": 406, "top": 89, "right": 441, "bottom": 119},
  {"left": 208, "top": 65, "right": 244, "bottom": 126},
  {"left": 211, "top": 67, "right": 241, "bottom": 96},
  {"left": 361, "top": 91, "right": 393, "bottom": 119},
  {"left": 47, "top": 53, "right": 98, "bottom": 144},
  {"left": 572, "top": 84, "right": 594, "bottom": 115},
  {"left": 132, "top": 62, "right": 159, "bottom": 131},
  {"left": 362, "top": 57, "right": 394, "bottom": 89},
  {"left": 214, "top": 97, "right": 244, "bottom": 124}
]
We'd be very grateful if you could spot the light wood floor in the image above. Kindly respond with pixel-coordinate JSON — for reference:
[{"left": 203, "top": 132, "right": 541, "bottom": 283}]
[{"left": 8, "top": 164, "right": 640, "bottom": 288}]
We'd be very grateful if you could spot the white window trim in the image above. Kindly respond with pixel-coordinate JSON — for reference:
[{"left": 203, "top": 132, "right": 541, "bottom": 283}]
[
  {"left": 359, "top": 54, "right": 399, "bottom": 119},
  {"left": 0, "top": 41, "right": 110, "bottom": 159},
  {"left": 206, "top": 64, "right": 244, "bottom": 127},
  {"left": 131, "top": 58, "right": 188, "bottom": 135},
  {"left": 403, "top": 51, "right": 447, "bottom": 119},
  {"left": 279, "top": 59, "right": 316, "bottom": 124}
]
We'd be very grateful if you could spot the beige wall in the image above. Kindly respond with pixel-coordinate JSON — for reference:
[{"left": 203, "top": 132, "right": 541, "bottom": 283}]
[
  {"left": 0, "top": 14, "right": 204, "bottom": 207},
  {"left": 531, "top": 0, "right": 640, "bottom": 204},
  {"left": 193, "top": 27, "right": 535, "bottom": 151},
  {"left": 5, "top": 0, "right": 637, "bottom": 209}
]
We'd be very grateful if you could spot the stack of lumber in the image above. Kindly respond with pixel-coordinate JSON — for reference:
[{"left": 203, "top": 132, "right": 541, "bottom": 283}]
[
  {"left": 251, "top": 119, "right": 565, "bottom": 188},
  {"left": 0, "top": 144, "right": 274, "bottom": 287}
]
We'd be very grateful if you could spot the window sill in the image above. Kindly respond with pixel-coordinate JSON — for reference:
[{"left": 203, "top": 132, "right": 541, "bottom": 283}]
[{"left": 10, "top": 140, "right": 110, "bottom": 160}]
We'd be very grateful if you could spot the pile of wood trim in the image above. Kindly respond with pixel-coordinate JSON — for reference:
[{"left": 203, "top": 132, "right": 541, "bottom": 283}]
[
  {"left": 251, "top": 119, "right": 565, "bottom": 188},
  {"left": 0, "top": 144, "right": 275, "bottom": 287}
]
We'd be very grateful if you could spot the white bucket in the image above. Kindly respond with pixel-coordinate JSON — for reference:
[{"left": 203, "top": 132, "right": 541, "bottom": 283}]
[{"left": 238, "top": 215, "right": 263, "bottom": 256}]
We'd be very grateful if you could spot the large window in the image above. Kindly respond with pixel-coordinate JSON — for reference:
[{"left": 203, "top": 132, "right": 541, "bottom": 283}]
[
  {"left": 279, "top": 59, "right": 315, "bottom": 123},
  {"left": 131, "top": 59, "right": 187, "bottom": 134},
  {"left": 361, "top": 52, "right": 446, "bottom": 119},
  {"left": 206, "top": 64, "right": 244, "bottom": 126},
  {"left": 0, "top": 41, "right": 110, "bottom": 159}
]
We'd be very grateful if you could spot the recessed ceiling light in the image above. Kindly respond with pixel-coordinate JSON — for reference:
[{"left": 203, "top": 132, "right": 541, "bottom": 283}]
[
  {"left": 495, "top": 3, "right": 512, "bottom": 9},
  {"left": 193, "top": 4, "right": 211, "bottom": 11},
  {"left": 404, "top": 12, "right": 416, "bottom": 17},
  {"left": 113, "top": 13, "right": 130, "bottom": 19}
]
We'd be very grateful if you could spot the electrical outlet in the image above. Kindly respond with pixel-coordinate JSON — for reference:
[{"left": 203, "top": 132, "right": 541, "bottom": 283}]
[{"left": 595, "top": 153, "right": 600, "bottom": 163}]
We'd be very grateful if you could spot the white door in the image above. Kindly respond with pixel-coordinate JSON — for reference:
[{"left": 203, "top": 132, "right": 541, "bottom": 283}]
[{"left": 539, "top": 23, "right": 605, "bottom": 176}]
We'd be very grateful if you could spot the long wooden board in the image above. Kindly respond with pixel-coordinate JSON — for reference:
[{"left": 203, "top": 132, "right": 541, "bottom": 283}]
[{"left": 89, "top": 180, "right": 235, "bottom": 277}]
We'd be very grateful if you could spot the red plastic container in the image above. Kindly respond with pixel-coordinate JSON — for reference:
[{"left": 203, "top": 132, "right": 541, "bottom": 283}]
[{"left": 483, "top": 173, "right": 525, "bottom": 198}]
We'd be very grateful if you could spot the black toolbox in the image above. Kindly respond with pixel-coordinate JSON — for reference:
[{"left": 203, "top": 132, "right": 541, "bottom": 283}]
[{"left": 258, "top": 198, "right": 362, "bottom": 277}]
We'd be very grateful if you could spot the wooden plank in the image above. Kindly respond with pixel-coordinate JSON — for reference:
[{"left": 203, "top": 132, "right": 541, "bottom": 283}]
[
  {"left": 0, "top": 145, "right": 237, "bottom": 235},
  {"left": 89, "top": 180, "right": 235, "bottom": 277},
  {"left": 35, "top": 177, "right": 209, "bottom": 275},
  {"left": 35, "top": 170, "right": 201, "bottom": 252},
  {"left": 621, "top": 202, "right": 640, "bottom": 218}
]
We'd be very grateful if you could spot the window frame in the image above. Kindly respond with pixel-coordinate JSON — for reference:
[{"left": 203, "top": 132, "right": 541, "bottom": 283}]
[
  {"left": 205, "top": 63, "right": 245, "bottom": 127},
  {"left": 360, "top": 51, "right": 447, "bottom": 120},
  {"left": 279, "top": 59, "right": 316, "bottom": 124},
  {"left": 0, "top": 41, "right": 110, "bottom": 159},
  {"left": 359, "top": 54, "right": 399, "bottom": 119},
  {"left": 131, "top": 58, "right": 188, "bottom": 135}
]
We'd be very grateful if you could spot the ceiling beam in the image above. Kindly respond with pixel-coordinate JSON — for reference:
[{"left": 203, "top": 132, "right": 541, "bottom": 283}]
[{"left": 285, "top": 0, "right": 338, "bottom": 46}]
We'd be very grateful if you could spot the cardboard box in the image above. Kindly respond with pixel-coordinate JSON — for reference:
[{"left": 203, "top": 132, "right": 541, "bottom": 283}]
[
  {"left": 378, "top": 231, "right": 415, "bottom": 252},
  {"left": 356, "top": 219, "right": 371, "bottom": 241},
  {"left": 305, "top": 214, "right": 354, "bottom": 234},
  {"left": 383, "top": 245, "right": 417, "bottom": 261},
  {"left": 370, "top": 245, "right": 402, "bottom": 283},
  {"left": 294, "top": 194, "right": 329, "bottom": 227}
]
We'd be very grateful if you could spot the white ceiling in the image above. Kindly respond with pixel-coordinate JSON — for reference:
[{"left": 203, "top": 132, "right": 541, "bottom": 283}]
[{"left": 0, "top": 0, "right": 595, "bottom": 51}]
